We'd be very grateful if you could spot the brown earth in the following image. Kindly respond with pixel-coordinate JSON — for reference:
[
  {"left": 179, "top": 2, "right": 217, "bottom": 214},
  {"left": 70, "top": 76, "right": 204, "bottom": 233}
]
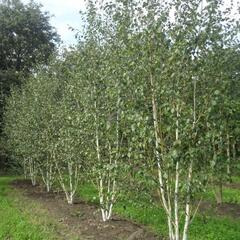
[
  {"left": 224, "top": 182, "right": 240, "bottom": 190},
  {"left": 11, "top": 179, "right": 162, "bottom": 240},
  {"left": 199, "top": 182, "right": 240, "bottom": 219},
  {"left": 152, "top": 190, "right": 240, "bottom": 220},
  {"left": 11, "top": 179, "right": 240, "bottom": 239},
  {"left": 199, "top": 201, "right": 240, "bottom": 219}
]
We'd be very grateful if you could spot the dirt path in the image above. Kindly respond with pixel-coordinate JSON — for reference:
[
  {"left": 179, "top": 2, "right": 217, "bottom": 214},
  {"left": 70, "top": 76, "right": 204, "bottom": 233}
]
[
  {"left": 12, "top": 180, "right": 161, "bottom": 240},
  {"left": 199, "top": 201, "right": 240, "bottom": 219},
  {"left": 224, "top": 182, "right": 240, "bottom": 190}
]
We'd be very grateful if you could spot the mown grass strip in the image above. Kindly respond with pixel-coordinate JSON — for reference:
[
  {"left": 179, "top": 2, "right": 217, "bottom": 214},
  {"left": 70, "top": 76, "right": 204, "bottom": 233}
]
[{"left": 0, "top": 176, "right": 80, "bottom": 240}]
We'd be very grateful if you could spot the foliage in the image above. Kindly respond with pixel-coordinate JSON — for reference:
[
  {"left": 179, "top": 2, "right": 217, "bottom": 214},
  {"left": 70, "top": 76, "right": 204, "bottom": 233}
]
[
  {"left": 0, "top": 0, "right": 59, "bottom": 170},
  {"left": 0, "top": 0, "right": 59, "bottom": 72},
  {"left": 3, "top": 0, "right": 240, "bottom": 239}
]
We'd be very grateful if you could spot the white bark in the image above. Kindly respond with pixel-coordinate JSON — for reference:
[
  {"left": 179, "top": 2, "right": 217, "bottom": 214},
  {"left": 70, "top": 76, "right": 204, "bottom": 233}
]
[
  {"left": 56, "top": 161, "right": 79, "bottom": 205},
  {"left": 174, "top": 104, "right": 180, "bottom": 240},
  {"left": 226, "top": 133, "right": 231, "bottom": 181},
  {"left": 232, "top": 141, "right": 236, "bottom": 162},
  {"left": 94, "top": 83, "right": 119, "bottom": 222},
  {"left": 94, "top": 98, "right": 109, "bottom": 221},
  {"left": 40, "top": 159, "right": 55, "bottom": 192},
  {"left": 182, "top": 76, "right": 197, "bottom": 240},
  {"left": 23, "top": 158, "right": 28, "bottom": 179},
  {"left": 29, "top": 158, "right": 37, "bottom": 186},
  {"left": 97, "top": 142, "right": 117, "bottom": 222},
  {"left": 182, "top": 161, "right": 193, "bottom": 240},
  {"left": 149, "top": 67, "right": 176, "bottom": 239}
]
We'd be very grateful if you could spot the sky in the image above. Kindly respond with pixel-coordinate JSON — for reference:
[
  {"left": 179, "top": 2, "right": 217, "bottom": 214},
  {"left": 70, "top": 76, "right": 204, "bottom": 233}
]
[
  {"left": 22, "top": 0, "right": 239, "bottom": 46},
  {"left": 22, "top": 0, "right": 87, "bottom": 46}
]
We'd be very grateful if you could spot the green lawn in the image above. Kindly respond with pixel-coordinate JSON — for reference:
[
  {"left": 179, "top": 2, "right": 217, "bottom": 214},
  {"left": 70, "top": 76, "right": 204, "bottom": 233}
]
[
  {"left": 203, "top": 187, "right": 240, "bottom": 204},
  {"left": 0, "top": 176, "right": 77, "bottom": 240}
]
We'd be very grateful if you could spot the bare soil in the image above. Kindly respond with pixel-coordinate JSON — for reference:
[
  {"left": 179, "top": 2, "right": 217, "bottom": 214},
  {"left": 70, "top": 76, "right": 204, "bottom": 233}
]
[
  {"left": 151, "top": 189, "right": 240, "bottom": 221},
  {"left": 199, "top": 201, "right": 240, "bottom": 219},
  {"left": 224, "top": 182, "right": 240, "bottom": 190},
  {"left": 11, "top": 180, "right": 162, "bottom": 240}
]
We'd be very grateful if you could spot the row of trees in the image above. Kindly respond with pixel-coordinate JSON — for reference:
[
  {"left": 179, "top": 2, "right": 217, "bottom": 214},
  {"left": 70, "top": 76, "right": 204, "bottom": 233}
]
[
  {"left": 0, "top": 0, "right": 59, "bottom": 169},
  {"left": 3, "top": 0, "right": 239, "bottom": 240}
]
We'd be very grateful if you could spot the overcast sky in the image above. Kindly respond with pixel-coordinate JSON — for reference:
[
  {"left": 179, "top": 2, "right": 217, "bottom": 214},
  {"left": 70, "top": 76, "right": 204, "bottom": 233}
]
[
  {"left": 22, "top": 0, "right": 239, "bottom": 46},
  {"left": 22, "top": 0, "right": 87, "bottom": 46}
]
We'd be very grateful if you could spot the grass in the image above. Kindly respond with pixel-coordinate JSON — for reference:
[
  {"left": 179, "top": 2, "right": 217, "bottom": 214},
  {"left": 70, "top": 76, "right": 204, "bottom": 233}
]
[
  {"left": 201, "top": 175, "right": 240, "bottom": 204},
  {"left": 0, "top": 176, "right": 79, "bottom": 240},
  {"left": 77, "top": 182, "right": 240, "bottom": 240},
  {"left": 1, "top": 176, "right": 240, "bottom": 240},
  {"left": 231, "top": 176, "right": 240, "bottom": 183},
  {"left": 203, "top": 187, "right": 240, "bottom": 204}
]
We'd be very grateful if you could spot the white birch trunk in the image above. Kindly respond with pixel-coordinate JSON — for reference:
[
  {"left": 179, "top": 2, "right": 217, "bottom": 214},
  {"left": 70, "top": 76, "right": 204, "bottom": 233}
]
[
  {"left": 23, "top": 158, "right": 28, "bottom": 179},
  {"left": 174, "top": 104, "right": 180, "bottom": 240},
  {"left": 149, "top": 69, "right": 176, "bottom": 239},
  {"left": 40, "top": 159, "right": 55, "bottom": 192},
  {"left": 182, "top": 161, "right": 193, "bottom": 240},
  {"left": 29, "top": 158, "right": 37, "bottom": 186},
  {"left": 226, "top": 133, "right": 231, "bottom": 181},
  {"left": 94, "top": 97, "right": 108, "bottom": 221},
  {"left": 182, "top": 76, "right": 197, "bottom": 240},
  {"left": 56, "top": 161, "right": 79, "bottom": 205},
  {"left": 94, "top": 82, "right": 119, "bottom": 222}
]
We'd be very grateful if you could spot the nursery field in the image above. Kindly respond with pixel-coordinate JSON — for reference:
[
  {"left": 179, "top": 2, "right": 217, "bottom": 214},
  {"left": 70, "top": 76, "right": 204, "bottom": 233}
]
[
  {"left": 1, "top": 0, "right": 239, "bottom": 240},
  {"left": 1, "top": 176, "right": 240, "bottom": 240}
]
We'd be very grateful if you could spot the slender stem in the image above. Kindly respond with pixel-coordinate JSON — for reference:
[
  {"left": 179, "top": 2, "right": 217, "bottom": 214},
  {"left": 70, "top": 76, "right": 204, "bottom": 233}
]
[
  {"left": 182, "top": 160, "right": 193, "bottom": 240},
  {"left": 226, "top": 133, "right": 231, "bottom": 182},
  {"left": 174, "top": 104, "right": 180, "bottom": 240}
]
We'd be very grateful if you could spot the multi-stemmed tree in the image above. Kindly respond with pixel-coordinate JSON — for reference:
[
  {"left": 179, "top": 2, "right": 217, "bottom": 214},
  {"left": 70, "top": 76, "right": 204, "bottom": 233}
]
[{"left": 3, "top": 0, "right": 239, "bottom": 239}]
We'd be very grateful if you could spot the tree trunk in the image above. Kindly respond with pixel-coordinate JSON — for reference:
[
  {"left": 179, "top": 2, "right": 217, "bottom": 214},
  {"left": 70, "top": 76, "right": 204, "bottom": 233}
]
[
  {"left": 182, "top": 161, "right": 193, "bottom": 240},
  {"left": 174, "top": 105, "right": 180, "bottom": 240},
  {"left": 226, "top": 133, "right": 231, "bottom": 183},
  {"left": 215, "top": 180, "right": 223, "bottom": 204},
  {"left": 29, "top": 158, "right": 37, "bottom": 186}
]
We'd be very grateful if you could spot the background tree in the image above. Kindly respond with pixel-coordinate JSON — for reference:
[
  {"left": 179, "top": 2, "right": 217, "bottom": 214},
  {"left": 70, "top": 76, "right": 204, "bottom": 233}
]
[{"left": 0, "top": 0, "right": 59, "bottom": 169}]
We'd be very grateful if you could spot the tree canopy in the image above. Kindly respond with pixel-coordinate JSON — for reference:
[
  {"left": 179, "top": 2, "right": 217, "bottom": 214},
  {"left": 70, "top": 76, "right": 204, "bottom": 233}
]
[
  {"left": 0, "top": 0, "right": 59, "bottom": 112},
  {"left": 0, "top": 0, "right": 59, "bottom": 168}
]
